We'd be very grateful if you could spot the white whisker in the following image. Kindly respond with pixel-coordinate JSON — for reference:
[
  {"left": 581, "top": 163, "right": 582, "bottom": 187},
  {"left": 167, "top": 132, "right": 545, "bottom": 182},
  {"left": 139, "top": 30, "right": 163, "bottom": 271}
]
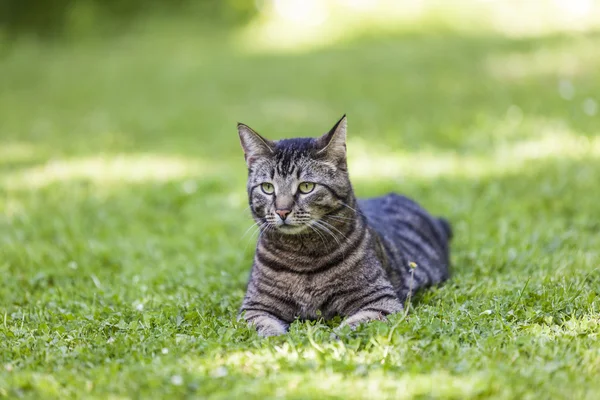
[
  {"left": 306, "top": 223, "right": 328, "bottom": 249},
  {"left": 318, "top": 219, "right": 349, "bottom": 242},
  {"left": 312, "top": 220, "right": 342, "bottom": 247},
  {"left": 341, "top": 202, "right": 361, "bottom": 215},
  {"left": 241, "top": 221, "right": 261, "bottom": 239},
  {"left": 323, "top": 214, "right": 355, "bottom": 222},
  {"left": 242, "top": 220, "right": 269, "bottom": 253}
]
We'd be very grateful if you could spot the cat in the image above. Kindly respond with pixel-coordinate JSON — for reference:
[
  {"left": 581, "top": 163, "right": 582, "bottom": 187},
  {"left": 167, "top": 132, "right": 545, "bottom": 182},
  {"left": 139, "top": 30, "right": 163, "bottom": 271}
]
[{"left": 237, "top": 115, "right": 452, "bottom": 337}]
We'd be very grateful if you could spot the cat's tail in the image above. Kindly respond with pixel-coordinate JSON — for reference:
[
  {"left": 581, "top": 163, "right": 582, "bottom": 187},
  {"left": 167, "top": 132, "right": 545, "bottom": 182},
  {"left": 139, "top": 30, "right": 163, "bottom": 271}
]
[{"left": 437, "top": 217, "right": 453, "bottom": 240}]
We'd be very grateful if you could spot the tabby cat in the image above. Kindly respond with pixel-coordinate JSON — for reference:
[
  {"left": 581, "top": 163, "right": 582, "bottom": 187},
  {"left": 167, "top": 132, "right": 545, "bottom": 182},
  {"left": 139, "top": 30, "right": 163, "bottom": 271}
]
[{"left": 238, "top": 115, "right": 452, "bottom": 337}]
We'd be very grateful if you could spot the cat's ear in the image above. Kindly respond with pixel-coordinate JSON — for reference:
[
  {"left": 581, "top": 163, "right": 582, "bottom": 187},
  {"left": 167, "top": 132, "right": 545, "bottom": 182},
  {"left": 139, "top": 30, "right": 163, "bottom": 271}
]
[
  {"left": 316, "top": 114, "right": 347, "bottom": 166},
  {"left": 237, "top": 123, "right": 275, "bottom": 166}
]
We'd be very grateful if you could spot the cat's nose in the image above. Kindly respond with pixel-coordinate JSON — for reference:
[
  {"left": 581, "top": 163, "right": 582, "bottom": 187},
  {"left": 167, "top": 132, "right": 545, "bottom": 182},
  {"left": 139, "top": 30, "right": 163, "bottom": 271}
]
[{"left": 275, "top": 209, "right": 291, "bottom": 220}]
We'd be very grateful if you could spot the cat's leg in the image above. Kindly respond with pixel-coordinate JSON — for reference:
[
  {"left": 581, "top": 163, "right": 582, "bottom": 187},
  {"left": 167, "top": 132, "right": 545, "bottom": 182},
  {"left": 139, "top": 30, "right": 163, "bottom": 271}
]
[
  {"left": 240, "top": 309, "right": 289, "bottom": 337},
  {"left": 239, "top": 277, "right": 294, "bottom": 337},
  {"left": 341, "top": 296, "right": 404, "bottom": 330}
]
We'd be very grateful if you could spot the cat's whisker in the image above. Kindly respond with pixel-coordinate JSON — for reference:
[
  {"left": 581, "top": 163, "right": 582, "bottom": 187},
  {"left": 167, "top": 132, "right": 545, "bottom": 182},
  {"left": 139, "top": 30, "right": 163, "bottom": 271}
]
[
  {"left": 318, "top": 219, "right": 349, "bottom": 242},
  {"left": 242, "top": 222, "right": 264, "bottom": 253},
  {"left": 340, "top": 202, "right": 361, "bottom": 216},
  {"left": 240, "top": 221, "right": 261, "bottom": 240},
  {"left": 312, "top": 220, "right": 342, "bottom": 247},
  {"left": 260, "top": 223, "right": 276, "bottom": 242},
  {"left": 306, "top": 222, "right": 328, "bottom": 249},
  {"left": 323, "top": 214, "right": 355, "bottom": 222}
]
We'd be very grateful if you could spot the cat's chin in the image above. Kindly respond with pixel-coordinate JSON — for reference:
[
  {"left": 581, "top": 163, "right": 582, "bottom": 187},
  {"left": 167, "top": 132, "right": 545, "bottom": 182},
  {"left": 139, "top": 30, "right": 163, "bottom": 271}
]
[{"left": 276, "top": 224, "right": 308, "bottom": 235}]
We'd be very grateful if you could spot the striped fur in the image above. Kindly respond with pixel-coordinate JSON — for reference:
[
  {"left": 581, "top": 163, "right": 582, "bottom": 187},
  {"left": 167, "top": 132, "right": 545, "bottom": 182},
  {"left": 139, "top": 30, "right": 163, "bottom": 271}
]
[{"left": 237, "top": 116, "right": 452, "bottom": 337}]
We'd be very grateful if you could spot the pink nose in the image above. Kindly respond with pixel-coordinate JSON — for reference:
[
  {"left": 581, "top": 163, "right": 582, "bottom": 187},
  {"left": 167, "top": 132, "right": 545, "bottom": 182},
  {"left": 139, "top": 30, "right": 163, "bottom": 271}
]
[{"left": 275, "top": 209, "right": 291, "bottom": 220}]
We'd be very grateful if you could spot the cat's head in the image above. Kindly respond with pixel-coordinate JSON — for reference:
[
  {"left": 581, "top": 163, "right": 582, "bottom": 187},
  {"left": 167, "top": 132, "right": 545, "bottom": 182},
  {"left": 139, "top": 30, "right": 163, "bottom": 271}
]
[{"left": 238, "top": 115, "right": 353, "bottom": 235}]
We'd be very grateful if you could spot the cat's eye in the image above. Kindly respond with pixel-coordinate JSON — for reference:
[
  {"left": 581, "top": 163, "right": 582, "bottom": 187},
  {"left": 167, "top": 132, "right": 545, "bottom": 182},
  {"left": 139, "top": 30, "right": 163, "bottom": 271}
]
[
  {"left": 298, "top": 182, "right": 315, "bottom": 194},
  {"left": 261, "top": 182, "right": 275, "bottom": 194}
]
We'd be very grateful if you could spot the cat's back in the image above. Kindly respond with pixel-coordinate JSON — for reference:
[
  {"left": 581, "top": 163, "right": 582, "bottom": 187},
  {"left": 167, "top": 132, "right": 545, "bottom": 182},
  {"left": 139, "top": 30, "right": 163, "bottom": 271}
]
[
  {"left": 359, "top": 193, "right": 437, "bottom": 226},
  {"left": 358, "top": 193, "right": 452, "bottom": 291}
]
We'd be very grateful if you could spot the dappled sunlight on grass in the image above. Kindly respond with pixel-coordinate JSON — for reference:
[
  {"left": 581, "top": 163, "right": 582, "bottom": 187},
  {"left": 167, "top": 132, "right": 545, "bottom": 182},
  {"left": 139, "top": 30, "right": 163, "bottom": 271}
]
[
  {"left": 238, "top": 0, "right": 600, "bottom": 53},
  {"left": 1, "top": 154, "right": 207, "bottom": 189},
  {"left": 521, "top": 313, "right": 599, "bottom": 339},
  {"left": 349, "top": 118, "right": 600, "bottom": 181},
  {"left": 0, "top": 199, "right": 24, "bottom": 222},
  {"left": 485, "top": 37, "right": 600, "bottom": 81},
  {"left": 477, "top": 0, "right": 600, "bottom": 37},
  {"left": 0, "top": 142, "right": 42, "bottom": 164},
  {"left": 3, "top": 117, "right": 598, "bottom": 192},
  {"left": 239, "top": 0, "right": 424, "bottom": 53},
  {"left": 182, "top": 343, "right": 489, "bottom": 399}
]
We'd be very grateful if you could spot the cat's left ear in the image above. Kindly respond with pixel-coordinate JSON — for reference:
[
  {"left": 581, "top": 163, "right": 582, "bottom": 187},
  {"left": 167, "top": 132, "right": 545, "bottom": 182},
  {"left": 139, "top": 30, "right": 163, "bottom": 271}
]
[
  {"left": 237, "top": 123, "right": 275, "bottom": 167},
  {"left": 316, "top": 114, "right": 347, "bottom": 167}
]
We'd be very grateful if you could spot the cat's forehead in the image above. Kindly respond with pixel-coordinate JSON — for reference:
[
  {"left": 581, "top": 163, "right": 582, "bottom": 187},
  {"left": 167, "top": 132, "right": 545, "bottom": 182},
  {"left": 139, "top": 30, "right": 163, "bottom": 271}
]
[
  {"left": 274, "top": 138, "right": 316, "bottom": 156},
  {"left": 272, "top": 138, "right": 315, "bottom": 175},
  {"left": 249, "top": 137, "right": 333, "bottom": 181}
]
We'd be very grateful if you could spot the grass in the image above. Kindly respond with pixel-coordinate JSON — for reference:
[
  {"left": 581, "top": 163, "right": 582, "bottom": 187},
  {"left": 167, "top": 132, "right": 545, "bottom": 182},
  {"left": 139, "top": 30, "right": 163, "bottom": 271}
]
[{"left": 1, "top": 8, "right": 600, "bottom": 399}]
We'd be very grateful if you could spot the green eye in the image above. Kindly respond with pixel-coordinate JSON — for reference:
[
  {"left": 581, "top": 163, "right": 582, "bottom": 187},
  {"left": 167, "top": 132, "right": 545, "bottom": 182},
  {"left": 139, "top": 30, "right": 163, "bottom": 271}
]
[
  {"left": 261, "top": 182, "right": 274, "bottom": 194},
  {"left": 298, "top": 182, "right": 315, "bottom": 194}
]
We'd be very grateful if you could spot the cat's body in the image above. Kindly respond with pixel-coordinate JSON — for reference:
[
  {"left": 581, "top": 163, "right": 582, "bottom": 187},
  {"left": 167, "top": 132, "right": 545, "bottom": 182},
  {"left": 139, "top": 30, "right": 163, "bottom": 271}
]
[{"left": 237, "top": 116, "right": 452, "bottom": 336}]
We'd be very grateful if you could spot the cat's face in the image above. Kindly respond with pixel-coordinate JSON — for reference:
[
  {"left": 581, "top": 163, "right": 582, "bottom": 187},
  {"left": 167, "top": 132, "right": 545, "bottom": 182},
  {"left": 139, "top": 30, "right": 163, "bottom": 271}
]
[{"left": 238, "top": 116, "right": 352, "bottom": 235}]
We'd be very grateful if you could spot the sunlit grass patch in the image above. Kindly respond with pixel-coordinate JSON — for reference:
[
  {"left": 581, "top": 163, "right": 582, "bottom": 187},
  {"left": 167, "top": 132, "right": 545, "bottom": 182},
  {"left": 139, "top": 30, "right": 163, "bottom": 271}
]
[
  {"left": 0, "top": 142, "right": 42, "bottom": 165},
  {"left": 238, "top": 0, "right": 600, "bottom": 53},
  {"left": 349, "top": 119, "right": 600, "bottom": 181},
  {"left": 521, "top": 314, "right": 599, "bottom": 339},
  {"left": 485, "top": 36, "right": 600, "bottom": 81},
  {"left": 1, "top": 154, "right": 206, "bottom": 189},
  {"left": 179, "top": 338, "right": 492, "bottom": 399}
]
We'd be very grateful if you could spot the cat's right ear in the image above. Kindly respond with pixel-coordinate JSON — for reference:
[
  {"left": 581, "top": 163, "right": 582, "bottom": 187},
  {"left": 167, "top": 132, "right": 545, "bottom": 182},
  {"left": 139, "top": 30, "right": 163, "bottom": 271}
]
[{"left": 237, "top": 123, "right": 275, "bottom": 167}]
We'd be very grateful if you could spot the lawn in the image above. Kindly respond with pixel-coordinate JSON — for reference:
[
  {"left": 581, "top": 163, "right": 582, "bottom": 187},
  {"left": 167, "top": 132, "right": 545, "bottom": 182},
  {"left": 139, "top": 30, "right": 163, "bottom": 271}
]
[{"left": 1, "top": 4, "right": 600, "bottom": 399}]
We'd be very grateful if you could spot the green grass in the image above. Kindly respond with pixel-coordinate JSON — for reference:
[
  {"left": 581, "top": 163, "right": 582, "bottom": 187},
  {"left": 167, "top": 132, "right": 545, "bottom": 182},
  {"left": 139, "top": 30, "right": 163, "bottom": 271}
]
[{"left": 1, "top": 13, "right": 600, "bottom": 399}]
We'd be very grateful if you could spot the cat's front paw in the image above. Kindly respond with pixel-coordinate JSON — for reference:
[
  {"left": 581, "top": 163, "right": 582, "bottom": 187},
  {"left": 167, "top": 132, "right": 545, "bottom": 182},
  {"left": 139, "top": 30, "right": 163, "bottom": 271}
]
[
  {"left": 341, "top": 295, "right": 404, "bottom": 330},
  {"left": 257, "top": 323, "right": 287, "bottom": 337},
  {"left": 246, "top": 314, "right": 288, "bottom": 337},
  {"left": 342, "top": 309, "right": 395, "bottom": 330}
]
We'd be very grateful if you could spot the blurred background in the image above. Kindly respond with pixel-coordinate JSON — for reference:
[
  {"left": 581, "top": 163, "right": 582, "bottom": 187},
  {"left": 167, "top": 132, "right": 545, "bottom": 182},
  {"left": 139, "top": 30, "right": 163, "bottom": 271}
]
[{"left": 1, "top": 0, "right": 600, "bottom": 317}]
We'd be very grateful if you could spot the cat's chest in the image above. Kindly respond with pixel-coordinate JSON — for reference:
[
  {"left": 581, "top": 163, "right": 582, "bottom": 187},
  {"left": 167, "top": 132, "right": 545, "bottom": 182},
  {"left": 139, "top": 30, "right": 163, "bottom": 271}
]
[{"left": 285, "top": 277, "right": 338, "bottom": 320}]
